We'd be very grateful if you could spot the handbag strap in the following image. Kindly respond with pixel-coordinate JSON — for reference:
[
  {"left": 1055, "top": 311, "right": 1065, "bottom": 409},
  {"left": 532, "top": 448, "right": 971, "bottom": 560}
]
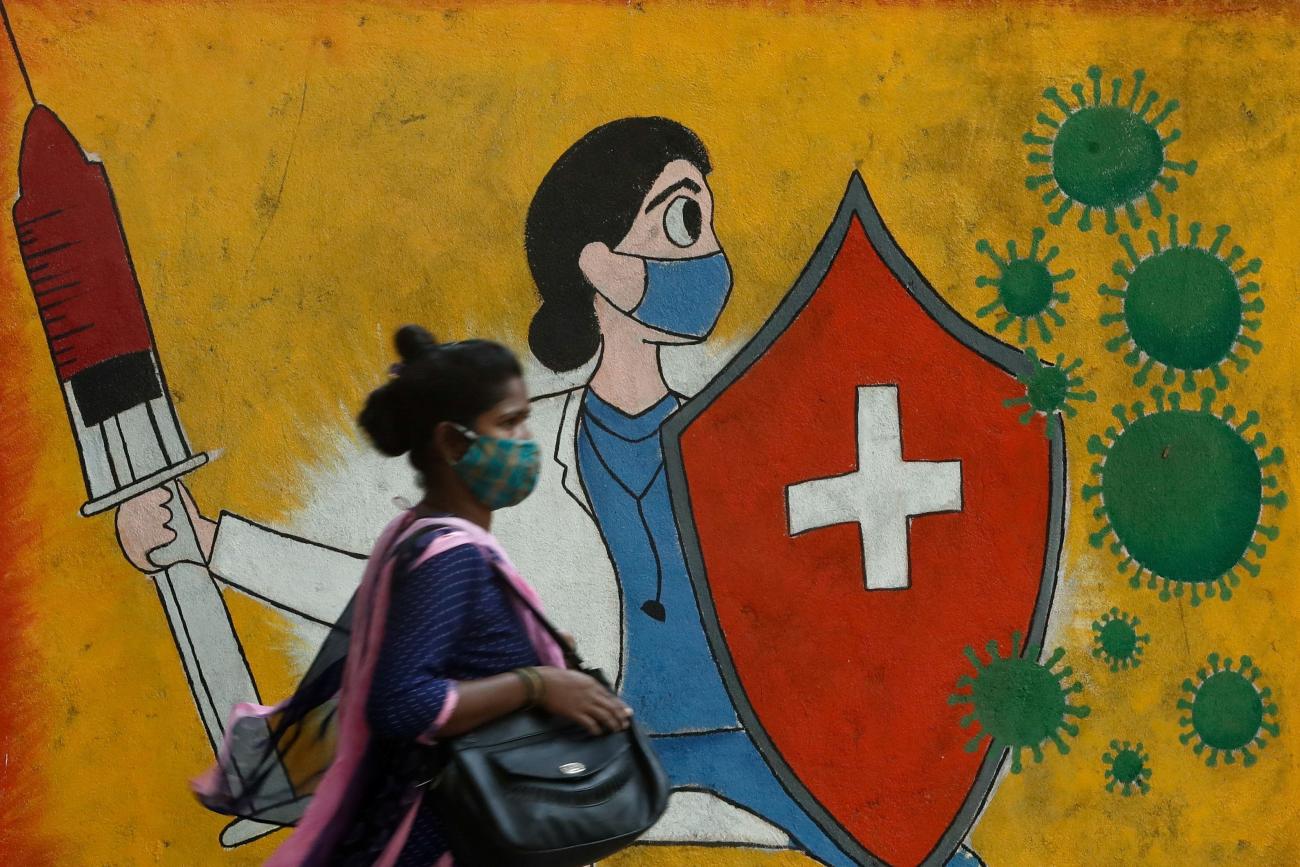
[
  {"left": 395, "top": 519, "right": 586, "bottom": 672},
  {"left": 484, "top": 564, "right": 586, "bottom": 672}
]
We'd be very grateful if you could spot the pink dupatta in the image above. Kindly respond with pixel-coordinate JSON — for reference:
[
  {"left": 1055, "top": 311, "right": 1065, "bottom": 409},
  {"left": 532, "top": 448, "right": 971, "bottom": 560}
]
[{"left": 193, "top": 512, "right": 566, "bottom": 866}]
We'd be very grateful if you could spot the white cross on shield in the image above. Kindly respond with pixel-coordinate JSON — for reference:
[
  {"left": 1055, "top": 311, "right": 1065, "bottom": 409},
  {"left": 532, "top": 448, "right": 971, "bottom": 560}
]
[{"left": 786, "top": 385, "right": 963, "bottom": 590}]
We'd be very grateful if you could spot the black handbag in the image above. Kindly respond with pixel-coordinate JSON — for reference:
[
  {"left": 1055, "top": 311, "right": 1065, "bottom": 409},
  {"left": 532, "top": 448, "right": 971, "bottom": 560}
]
[{"left": 428, "top": 562, "right": 670, "bottom": 867}]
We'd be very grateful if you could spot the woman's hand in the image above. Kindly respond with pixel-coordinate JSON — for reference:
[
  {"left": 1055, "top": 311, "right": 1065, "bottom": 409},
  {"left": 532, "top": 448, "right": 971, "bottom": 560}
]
[{"left": 538, "top": 668, "right": 632, "bottom": 735}]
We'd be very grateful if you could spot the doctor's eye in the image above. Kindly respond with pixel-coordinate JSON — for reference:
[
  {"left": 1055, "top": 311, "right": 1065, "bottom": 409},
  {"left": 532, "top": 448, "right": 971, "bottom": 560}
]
[{"left": 663, "top": 196, "right": 702, "bottom": 248}]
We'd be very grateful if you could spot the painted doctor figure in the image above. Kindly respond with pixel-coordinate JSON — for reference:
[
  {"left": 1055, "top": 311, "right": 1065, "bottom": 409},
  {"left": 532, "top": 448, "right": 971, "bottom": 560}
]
[
  {"left": 114, "top": 117, "right": 980, "bottom": 867},
  {"left": 515, "top": 117, "right": 860, "bottom": 865}
]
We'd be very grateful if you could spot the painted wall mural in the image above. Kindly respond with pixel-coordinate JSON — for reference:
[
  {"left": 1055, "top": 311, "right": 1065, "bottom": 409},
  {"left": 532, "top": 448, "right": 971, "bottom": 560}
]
[{"left": 0, "top": 2, "right": 1296, "bottom": 865}]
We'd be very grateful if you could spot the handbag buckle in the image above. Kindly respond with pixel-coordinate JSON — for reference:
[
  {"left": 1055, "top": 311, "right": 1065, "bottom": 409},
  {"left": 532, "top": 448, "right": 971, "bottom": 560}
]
[
  {"left": 558, "top": 762, "right": 587, "bottom": 776},
  {"left": 414, "top": 765, "right": 446, "bottom": 789}
]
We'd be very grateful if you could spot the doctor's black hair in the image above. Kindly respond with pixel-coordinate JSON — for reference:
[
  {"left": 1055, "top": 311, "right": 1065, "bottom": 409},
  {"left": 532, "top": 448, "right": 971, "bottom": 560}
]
[
  {"left": 525, "top": 117, "right": 712, "bottom": 372},
  {"left": 358, "top": 325, "right": 522, "bottom": 474}
]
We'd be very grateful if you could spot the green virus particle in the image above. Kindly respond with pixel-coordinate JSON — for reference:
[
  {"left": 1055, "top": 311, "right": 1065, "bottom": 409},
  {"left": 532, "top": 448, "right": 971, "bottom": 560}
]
[
  {"left": 1100, "top": 216, "right": 1263, "bottom": 392},
  {"left": 975, "top": 228, "right": 1074, "bottom": 344},
  {"left": 1102, "top": 740, "right": 1152, "bottom": 795},
  {"left": 1091, "top": 607, "right": 1149, "bottom": 671},
  {"left": 1084, "top": 387, "right": 1286, "bottom": 605},
  {"left": 1005, "top": 347, "right": 1096, "bottom": 436},
  {"left": 1025, "top": 66, "right": 1197, "bottom": 233},
  {"left": 949, "top": 631, "right": 1091, "bottom": 773},
  {"left": 1178, "top": 653, "right": 1280, "bottom": 767}
]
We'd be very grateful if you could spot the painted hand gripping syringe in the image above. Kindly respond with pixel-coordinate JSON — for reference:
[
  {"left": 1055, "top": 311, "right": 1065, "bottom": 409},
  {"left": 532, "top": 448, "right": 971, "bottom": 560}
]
[{"left": 5, "top": 29, "right": 283, "bottom": 847}]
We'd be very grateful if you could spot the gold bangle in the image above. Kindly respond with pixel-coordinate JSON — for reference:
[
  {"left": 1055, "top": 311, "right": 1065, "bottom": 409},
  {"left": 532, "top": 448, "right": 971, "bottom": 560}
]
[
  {"left": 513, "top": 668, "right": 535, "bottom": 706},
  {"left": 514, "top": 667, "right": 542, "bottom": 707}
]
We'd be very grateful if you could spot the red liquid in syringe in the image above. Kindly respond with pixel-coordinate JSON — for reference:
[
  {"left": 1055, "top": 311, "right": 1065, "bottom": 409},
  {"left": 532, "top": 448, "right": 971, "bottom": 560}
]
[{"left": 15, "top": 106, "right": 155, "bottom": 392}]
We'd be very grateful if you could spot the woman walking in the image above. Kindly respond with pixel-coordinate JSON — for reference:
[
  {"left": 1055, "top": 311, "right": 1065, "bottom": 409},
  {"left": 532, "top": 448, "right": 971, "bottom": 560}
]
[{"left": 195, "top": 325, "right": 631, "bottom": 865}]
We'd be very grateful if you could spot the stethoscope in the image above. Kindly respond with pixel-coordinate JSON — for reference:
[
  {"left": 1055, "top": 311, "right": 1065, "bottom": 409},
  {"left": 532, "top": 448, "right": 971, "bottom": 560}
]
[{"left": 577, "top": 413, "right": 670, "bottom": 622}]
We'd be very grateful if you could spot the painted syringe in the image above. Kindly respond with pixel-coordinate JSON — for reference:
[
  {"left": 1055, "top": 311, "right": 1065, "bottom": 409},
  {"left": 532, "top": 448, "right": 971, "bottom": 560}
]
[{"left": 11, "top": 104, "right": 284, "bottom": 847}]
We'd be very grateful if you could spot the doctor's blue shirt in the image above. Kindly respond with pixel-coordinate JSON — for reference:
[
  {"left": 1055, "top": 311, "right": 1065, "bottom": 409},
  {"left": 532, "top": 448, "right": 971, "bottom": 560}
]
[{"left": 575, "top": 389, "right": 738, "bottom": 734}]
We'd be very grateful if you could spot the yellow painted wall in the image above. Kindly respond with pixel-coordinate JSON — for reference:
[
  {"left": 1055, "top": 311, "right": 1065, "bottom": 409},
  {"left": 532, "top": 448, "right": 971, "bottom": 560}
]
[{"left": 1, "top": 1, "right": 1296, "bottom": 864}]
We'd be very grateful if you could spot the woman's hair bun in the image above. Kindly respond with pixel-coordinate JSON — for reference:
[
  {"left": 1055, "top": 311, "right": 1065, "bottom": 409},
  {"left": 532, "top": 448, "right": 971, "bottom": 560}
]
[
  {"left": 357, "top": 381, "right": 411, "bottom": 457},
  {"left": 357, "top": 325, "right": 440, "bottom": 457},
  {"left": 394, "top": 324, "right": 439, "bottom": 364}
]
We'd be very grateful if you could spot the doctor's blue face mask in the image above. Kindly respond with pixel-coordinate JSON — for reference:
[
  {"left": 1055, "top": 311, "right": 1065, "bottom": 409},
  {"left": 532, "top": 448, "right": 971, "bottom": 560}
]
[{"left": 628, "top": 251, "right": 732, "bottom": 339}]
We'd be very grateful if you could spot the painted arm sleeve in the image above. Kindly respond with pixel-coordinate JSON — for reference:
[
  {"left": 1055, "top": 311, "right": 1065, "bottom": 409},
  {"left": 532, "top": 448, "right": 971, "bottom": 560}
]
[
  {"left": 366, "top": 544, "right": 491, "bottom": 741},
  {"left": 207, "top": 511, "right": 367, "bottom": 625}
]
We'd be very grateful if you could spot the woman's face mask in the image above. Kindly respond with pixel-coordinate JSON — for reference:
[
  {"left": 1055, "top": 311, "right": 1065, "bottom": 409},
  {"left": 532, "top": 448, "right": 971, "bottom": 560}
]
[{"left": 451, "top": 424, "right": 541, "bottom": 510}]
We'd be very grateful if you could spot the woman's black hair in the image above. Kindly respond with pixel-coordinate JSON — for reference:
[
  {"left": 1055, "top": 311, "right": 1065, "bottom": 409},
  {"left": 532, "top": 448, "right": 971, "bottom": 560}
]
[
  {"left": 358, "top": 325, "right": 522, "bottom": 478},
  {"left": 525, "top": 117, "right": 711, "bottom": 372}
]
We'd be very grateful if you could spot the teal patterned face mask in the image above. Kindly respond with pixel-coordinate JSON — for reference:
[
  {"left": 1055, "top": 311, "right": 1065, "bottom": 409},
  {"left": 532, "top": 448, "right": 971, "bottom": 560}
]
[{"left": 451, "top": 424, "right": 542, "bottom": 509}]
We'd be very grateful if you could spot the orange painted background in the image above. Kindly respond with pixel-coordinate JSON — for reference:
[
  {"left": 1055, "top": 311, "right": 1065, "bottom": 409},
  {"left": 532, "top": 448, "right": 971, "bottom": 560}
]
[{"left": 0, "top": 1, "right": 1297, "bottom": 865}]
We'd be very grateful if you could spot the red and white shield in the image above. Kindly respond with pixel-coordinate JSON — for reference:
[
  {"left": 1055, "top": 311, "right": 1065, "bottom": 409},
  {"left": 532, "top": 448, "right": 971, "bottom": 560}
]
[{"left": 663, "top": 174, "right": 1065, "bottom": 867}]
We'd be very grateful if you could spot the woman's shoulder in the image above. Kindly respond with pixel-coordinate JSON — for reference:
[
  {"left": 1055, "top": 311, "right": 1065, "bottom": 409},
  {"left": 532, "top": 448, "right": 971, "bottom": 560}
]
[{"left": 396, "top": 525, "right": 495, "bottom": 580}]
